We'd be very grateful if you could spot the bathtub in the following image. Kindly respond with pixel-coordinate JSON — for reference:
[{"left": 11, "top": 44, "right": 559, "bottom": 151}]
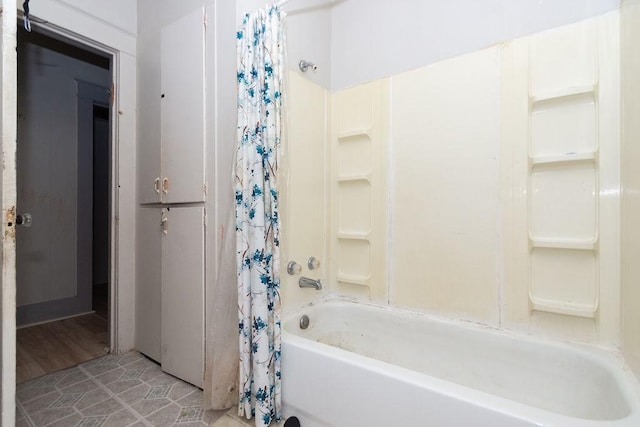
[{"left": 280, "top": 300, "right": 640, "bottom": 426}]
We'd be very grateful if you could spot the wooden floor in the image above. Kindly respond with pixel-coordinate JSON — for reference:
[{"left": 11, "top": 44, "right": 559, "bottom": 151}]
[{"left": 16, "top": 313, "right": 109, "bottom": 384}]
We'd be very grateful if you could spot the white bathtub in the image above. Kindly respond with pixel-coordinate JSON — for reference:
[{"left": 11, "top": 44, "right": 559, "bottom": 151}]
[{"left": 280, "top": 300, "right": 640, "bottom": 426}]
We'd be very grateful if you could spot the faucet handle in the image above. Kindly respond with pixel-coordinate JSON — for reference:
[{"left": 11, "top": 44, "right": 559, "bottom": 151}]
[
  {"left": 307, "top": 257, "right": 320, "bottom": 270},
  {"left": 287, "top": 261, "right": 302, "bottom": 275}
]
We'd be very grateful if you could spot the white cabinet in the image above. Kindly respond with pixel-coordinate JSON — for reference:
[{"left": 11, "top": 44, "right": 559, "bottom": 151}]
[
  {"left": 136, "top": 5, "right": 207, "bottom": 389},
  {"left": 135, "top": 206, "right": 205, "bottom": 387},
  {"left": 139, "top": 7, "right": 206, "bottom": 204},
  {"left": 161, "top": 206, "right": 205, "bottom": 387}
]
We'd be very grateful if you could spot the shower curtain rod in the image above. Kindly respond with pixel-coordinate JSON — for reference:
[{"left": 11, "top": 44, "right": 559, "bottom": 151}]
[{"left": 277, "top": 0, "right": 292, "bottom": 6}]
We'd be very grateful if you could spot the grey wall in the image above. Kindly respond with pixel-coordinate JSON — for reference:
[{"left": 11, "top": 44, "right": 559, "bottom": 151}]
[{"left": 17, "top": 33, "right": 110, "bottom": 310}]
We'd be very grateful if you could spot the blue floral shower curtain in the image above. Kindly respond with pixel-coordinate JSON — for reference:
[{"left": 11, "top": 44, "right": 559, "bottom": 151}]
[{"left": 235, "top": 5, "right": 285, "bottom": 427}]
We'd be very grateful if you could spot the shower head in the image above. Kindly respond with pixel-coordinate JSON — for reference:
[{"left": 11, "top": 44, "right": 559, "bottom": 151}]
[{"left": 299, "top": 60, "right": 317, "bottom": 72}]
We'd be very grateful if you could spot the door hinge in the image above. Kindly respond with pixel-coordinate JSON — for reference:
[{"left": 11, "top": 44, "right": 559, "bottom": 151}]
[
  {"left": 109, "top": 82, "right": 115, "bottom": 107},
  {"left": 5, "top": 206, "right": 16, "bottom": 239}
]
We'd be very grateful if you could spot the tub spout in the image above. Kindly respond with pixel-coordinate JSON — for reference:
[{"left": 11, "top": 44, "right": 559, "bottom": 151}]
[{"left": 299, "top": 276, "right": 322, "bottom": 290}]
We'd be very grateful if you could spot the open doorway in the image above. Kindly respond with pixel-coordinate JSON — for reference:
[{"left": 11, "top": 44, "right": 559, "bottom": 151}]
[{"left": 14, "top": 25, "right": 113, "bottom": 383}]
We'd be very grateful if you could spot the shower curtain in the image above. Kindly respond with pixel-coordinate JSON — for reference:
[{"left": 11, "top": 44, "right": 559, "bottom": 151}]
[{"left": 235, "top": 5, "right": 285, "bottom": 427}]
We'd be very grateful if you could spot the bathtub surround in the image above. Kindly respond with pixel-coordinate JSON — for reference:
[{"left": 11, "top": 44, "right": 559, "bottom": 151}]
[
  {"left": 271, "top": 18, "right": 640, "bottom": 425},
  {"left": 235, "top": 6, "right": 285, "bottom": 426},
  {"left": 287, "top": 12, "right": 623, "bottom": 348}
]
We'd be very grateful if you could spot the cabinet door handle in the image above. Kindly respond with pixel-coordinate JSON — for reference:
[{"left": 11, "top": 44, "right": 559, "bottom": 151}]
[
  {"left": 162, "top": 177, "right": 169, "bottom": 194},
  {"left": 154, "top": 177, "right": 161, "bottom": 194}
]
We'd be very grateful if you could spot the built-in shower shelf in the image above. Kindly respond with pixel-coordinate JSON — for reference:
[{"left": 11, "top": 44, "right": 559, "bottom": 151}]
[
  {"left": 337, "top": 232, "right": 370, "bottom": 240},
  {"left": 337, "top": 129, "right": 372, "bottom": 140},
  {"left": 530, "top": 152, "right": 596, "bottom": 167},
  {"left": 337, "top": 174, "right": 371, "bottom": 183},
  {"left": 530, "top": 84, "right": 597, "bottom": 104},
  {"left": 530, "top": 297, "right": 597, "bottom": 319},
  {"left": 529, "top": 238, "right": 597, "bottom": 251},
  {"left": 336, "top": 274, "right": 370, "bottom": 287}
]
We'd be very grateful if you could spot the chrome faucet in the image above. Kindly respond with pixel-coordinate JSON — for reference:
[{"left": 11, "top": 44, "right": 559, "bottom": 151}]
[{"left": 299, "top": 276, "right": 322, "bottom": 290}]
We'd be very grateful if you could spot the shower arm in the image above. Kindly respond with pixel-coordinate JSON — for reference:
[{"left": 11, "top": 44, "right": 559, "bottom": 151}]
[{"left": 299, "top": 60, "right": 317, "bottom": 73}]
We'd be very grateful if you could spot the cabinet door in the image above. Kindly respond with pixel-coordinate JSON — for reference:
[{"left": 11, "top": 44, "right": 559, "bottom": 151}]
[
  {"left": 161, "top": 206, "right": 205, "bottom": 387},
  {"left": 135, "top": 207, "right": 163, "bottom": 361},
  {"left": 160, "top": 7, "right": 206, "bottom": 204},
  {"left": 137, "top": 26, "right": 162, "bottom": 205}
]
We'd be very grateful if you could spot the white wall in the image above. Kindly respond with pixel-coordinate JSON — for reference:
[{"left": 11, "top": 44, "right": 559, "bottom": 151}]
[
  {"left": 24, "top": 0, "right": 136, "bottom": 56},
  {"left": 46, "top": 0, "right": 137, "bottom": 35},
  {"left": 330, "top": 0, "right": 620, "bottom": 89},
  {"left": 25, "top": 0, "right": 137, "bottom": 36}
]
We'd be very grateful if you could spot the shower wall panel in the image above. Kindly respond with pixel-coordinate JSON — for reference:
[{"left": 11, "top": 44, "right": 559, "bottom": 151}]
[
  {"left": 328, "top": 80, "right": 389, "bottom": 302},
  {"left": 280, "top": 72, "right": 328, "bottom": 312},
  {"left": 621, "top": 0, "right": 640, "bottom": 379},
  {"left": 390, "top": 47, "right": 501, "bottom": 324},
  {"left": 502, "top": 13, "right": 620, "bottom": 345}
]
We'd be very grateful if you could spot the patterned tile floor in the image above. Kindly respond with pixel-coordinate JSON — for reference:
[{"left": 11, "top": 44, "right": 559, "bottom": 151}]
[{"left": 16, "top": 352, "right": 228, "bottom": 426}]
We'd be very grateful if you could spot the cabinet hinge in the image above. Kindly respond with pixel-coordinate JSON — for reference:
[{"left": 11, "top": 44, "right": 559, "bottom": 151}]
[
  {"left": 203, "top": 11, "right": 207, "bottom": 29},
  {"left": 203, "top": 184, "right": 208, "bottom": 196},
  {"left": 203, "top": 213, "right": 208, "bottom": 228},
  {"left": 161, "top": 210, "right": 168, "bottom": 235}
]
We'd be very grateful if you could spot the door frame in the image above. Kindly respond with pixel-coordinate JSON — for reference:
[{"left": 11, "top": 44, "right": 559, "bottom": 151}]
[
  {"left": 1, "top": 2, "right": 18, "bottom": 425},
  {"left": 16, "top": 4, "right": 139, "bottom": 358},
  {"left": 21, "top": 20, "right": 121, "bottom": 347}
]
